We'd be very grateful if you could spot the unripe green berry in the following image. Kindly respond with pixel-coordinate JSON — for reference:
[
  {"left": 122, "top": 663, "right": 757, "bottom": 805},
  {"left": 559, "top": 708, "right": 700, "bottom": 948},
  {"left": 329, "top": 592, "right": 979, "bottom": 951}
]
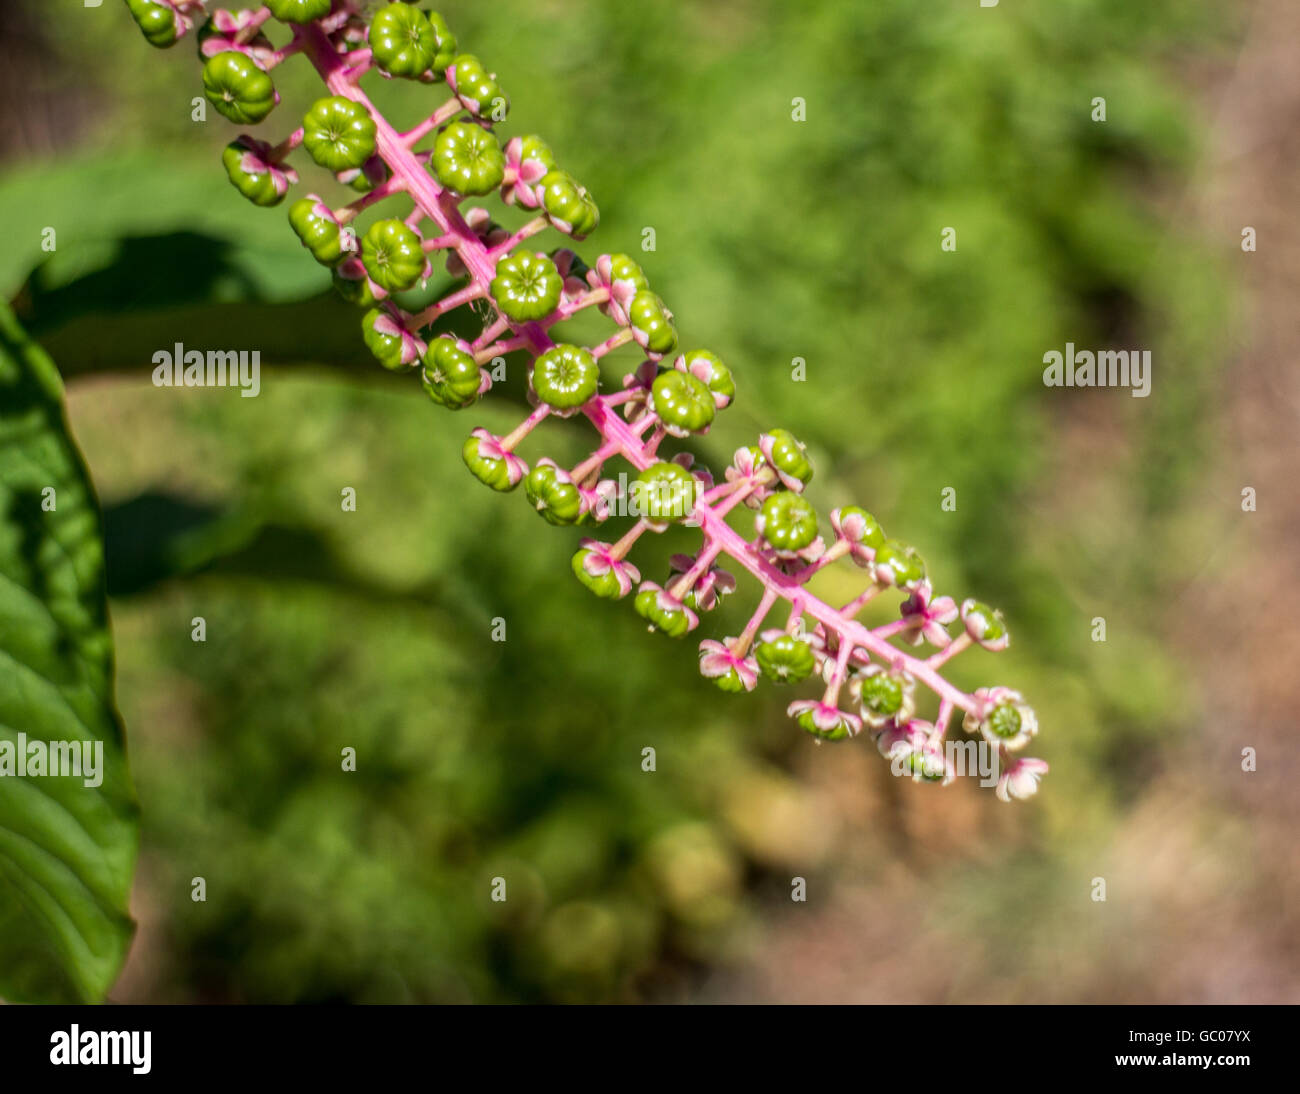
[
  {"left": 447, "top": 54, "right": 508, "bottom": 120},
  {"left": 755, "top": 633, "right": 816, "bottom": 684},
  {"left": 361, "top": 218, "right": 426, "bottom": 293},
  {"left": 633, "top": 584, "right": 697, "bottom": 638},
  {"left": 651, "top": 369, "right": 715, "bottom": 437},
  {"left": 756, "top": 492, "right": 818, "bottom": 554},
  {"left": 125, "top": 0, "right": 182, "bottom": 48},
  {"left": 421, "top": 337, "right": 483, "bottom": 409},
  {"left": 288, "top": 196, "right": 350, "bottom": 266},
  {"left": 761, "top": 428, "right": 814, "bottom": 491},
  {"left": 490, "top": 251, "right": 562, "bottom": 322},
  {"left": 632, "top": 462, "right": 697, "bottom": 525},
  {"left": 203, "top": 51, "right": 277, "bottom": 125},
  {"left": 221, "top": 138, "right": 293, "bottom": 207},
  {"left": 462, "top": 430, "right": 526, "bottom": 492},
  {"left": 873, "top": 540, "right": 927, "bottom": 589},
  {"left": 536, "top": 169, "right": 599, "bottom": 240},
  {"left": 303, "top": 96, "right": 378, "bottom": 173},
  {"left": 424, "top": 12, "right": 458, "bottom": 75},
  {"left": 525, "top": 460, "right": 584, "bottom": 526},
  {"left": 432, "top": 121, "right": 505, "bottom": 197},
  {"left": 531, "top": 344, "right": 599, "bottom": 413},
  {"left": 332, "top": 266, "right": 378, "bottom": 308},
  {"left": 265, "top": 0, "right": 331, "bottom": 24},
  {"left": 677, "top": 349, "right": 735, "bottom": 409},
  {"left": 361, "top": 308, "right": 421, "bottom": 372},
  {"left": 368, "top": 3, "right": 438, "bottom": 78},
  {"left": 627, "top": 291, "right": 677, "bottom": 357}
]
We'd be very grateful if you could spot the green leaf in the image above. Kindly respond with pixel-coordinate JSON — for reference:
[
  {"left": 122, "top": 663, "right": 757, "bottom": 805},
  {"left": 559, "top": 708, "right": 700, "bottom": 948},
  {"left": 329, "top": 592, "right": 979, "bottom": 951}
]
[{"left": 0, "top": 302, "right": 139, "bottom": 1002}]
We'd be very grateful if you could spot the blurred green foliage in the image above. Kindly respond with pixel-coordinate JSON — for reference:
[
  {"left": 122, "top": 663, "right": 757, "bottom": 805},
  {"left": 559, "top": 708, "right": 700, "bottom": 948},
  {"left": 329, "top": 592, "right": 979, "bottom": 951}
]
[{"left": 3, "top": 0, "right": 1236, "bottom": 1000}]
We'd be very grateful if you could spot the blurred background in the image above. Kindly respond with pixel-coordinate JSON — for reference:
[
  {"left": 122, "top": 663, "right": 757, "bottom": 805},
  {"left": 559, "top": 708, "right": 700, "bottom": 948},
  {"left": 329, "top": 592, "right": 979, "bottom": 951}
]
[{"left": 3, "top": 0, "right": 1296, "bottom": 1002}]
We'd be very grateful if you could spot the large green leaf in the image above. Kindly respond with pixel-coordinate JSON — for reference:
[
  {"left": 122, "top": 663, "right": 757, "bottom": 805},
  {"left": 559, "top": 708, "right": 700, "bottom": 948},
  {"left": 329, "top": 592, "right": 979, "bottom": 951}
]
[{"left": 0, "top": 302, "right": 138, "bottom": 1002}]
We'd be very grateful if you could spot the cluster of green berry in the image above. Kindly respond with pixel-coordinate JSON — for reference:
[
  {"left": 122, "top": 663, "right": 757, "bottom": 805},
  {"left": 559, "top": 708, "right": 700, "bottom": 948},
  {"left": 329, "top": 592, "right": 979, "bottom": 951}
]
[{"left": 124, "top": 0, "right": 1046, "bottom": 801}]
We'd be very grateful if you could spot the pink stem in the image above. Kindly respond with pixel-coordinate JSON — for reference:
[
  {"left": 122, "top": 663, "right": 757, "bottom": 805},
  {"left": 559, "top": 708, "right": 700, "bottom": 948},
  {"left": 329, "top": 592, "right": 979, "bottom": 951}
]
[
  {"left": 668, "top": 541, "right": 723, "bottom": 602},
  {"left": 570, "top": 437, "right": 621, "bottom": 484},
  {"left": 823, "top": 637, "right": 855, "bottom": 707},
  {"left": 411, "top": 282, "right": 487, "bottom": 329},
  {"left": 927, "top": 632, "right": 972, "bottom": 671},
  {"left": 608, "top": 519, "right": 650, "bottom": 562},
  {"left": 840, "top": 582, "right": 884, "bottom": 618},
  {"left": 235, "top": 9, "right": 272, "bottom": 43},
  {"left": 490, "top": 216, "right": 549, "bottom": 259},
  {"left": 474, "top": 335, "right": 528, "bottom": 364},
  {"left": 734, "top": 588, "right": 779, "bottom": 656},
  {"left": 590, "top": 329, "right": 633, "bottom": 359},
  {"left": 545, "top": 286, "right": 610, "bottom": 326},
  {"left": 473, "top": 316, "right": 511, "bottom": 351},
  {"left": 335, "top": 176, "right": 406, "bottom": 224},
  {"left": 269, "top": 127, "right": 304, "bottom": 161},
  {"left": 403, "top": 98, "right": 463, "bottom": 147},
  {"left": 499, "top": 404, "right": 551, "bottom": 451},
  {"left": 296, "top": 22, "right": 980, "bottom": 716}
]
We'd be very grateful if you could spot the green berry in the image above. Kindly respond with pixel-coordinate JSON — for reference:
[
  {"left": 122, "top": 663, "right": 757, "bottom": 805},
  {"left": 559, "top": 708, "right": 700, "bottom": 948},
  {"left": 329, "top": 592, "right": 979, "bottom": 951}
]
[
  {"left": 431, "top": 121, "right": 505, "bottom": 196},
  {"left": 790, "top": 706, "right": 854, "bottom": 741},
  {"left": 633, "top": 584, "right": 696, "bottom": 638},
  {"left": 605, "top": 253, "right": 649, "bottom": 292},
  {"left": 537, "top": 169, "right": 599, "bottom": 240},
  {"left": 961, "top": 599, "right": 1009, "bottom": 651},
  {"left": 421, "top": 337, "right": 483, "bottom": 409},
  {"left": 125, "top": 0, "right": 182, "bottom": 48},
  {"left": 490, "top": 251, "right": 562, "bottom": 322},
  {"left": 531, "top": 344, "right": 598, "bottom": 413},
  {"left": 710, "top": 667, "right": 750, "bottom": 694},
  {"left": 755, "top": 633, "right": 816, "bottom": 684},
  {"left": 525, "top": 460, "right": 584, "bottom": 526},
  {"left": 571, "top": 544, "right": 637, "bottom": 600},
  {"left": 332, "top": 265, "right": 378, "bottom": 308},
  {"left": 462, "top": 430, "right": 526, "bottom": 492},
  {"left": 368, "top": 3, "right": 437, "bottom": 78},
  {"left": 303, "top": 96, "right": 378, "bottom": 173},
  {"left": 627, "top": 291, "right": 677, "bottom": 357},
  {"left": 221, "top": 138, "right": 292, "bottom": 207},
  {"left": 761, "top": 428, "right": 814, "bottom": 490},
  {"left": 757, "top": 492, "right": 818, "bottom": 554},
  {"left": 361, "top": 308, "right": 420, "bottom": 372},
  {"left": 678, "top": 349, "right": 735, "bottom": 408},
  {"left": 424, "top": 12, "right": 458, "bottom": 74},
  {"left": 265, "top": 0, "right": 330, "bottom": 24},
  {"left": 632, "top": 461, "right": 697, "bottom": 525},
  {"left": 447, "top": 54, "right": 508, "bottom": 120},
  {"left": 203, "top": 51, "right": 277, "bottom": 125},
  {"left": 288, "top": 196, "right": 349, "bottom": 266},
  {"left": 873, "top": 540, "right": 927, "bottom": 589},
  {"left": 835, "top": 505, "right": 885, "bottom": 549},
  {"left": 851, "top": 665, "right": 916, "bottom": 730},
  {"left": 361, "top": 218, "right": 426, "bottom": 293},
  {"left": 651, "top": 369, "right": 715, "bottom": 438}
]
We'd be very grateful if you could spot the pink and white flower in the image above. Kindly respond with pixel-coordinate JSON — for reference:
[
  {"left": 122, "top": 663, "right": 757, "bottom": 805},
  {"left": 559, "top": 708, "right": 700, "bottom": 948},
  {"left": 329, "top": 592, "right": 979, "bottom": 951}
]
[
  {"left": 697, "top": 639, "right": 759, "bottom": 692},
  {"left": 996, "top": 757, "right": 1049, "bottom": 803},
  {"left": 575, "top": 538, "right": 640, "bottom": 598},
  {"left": 963, "top": 687, "right": 1038, "bottom": 751},
  {"left": 899, "top": 580, "right": 958, "bottom": 648}
]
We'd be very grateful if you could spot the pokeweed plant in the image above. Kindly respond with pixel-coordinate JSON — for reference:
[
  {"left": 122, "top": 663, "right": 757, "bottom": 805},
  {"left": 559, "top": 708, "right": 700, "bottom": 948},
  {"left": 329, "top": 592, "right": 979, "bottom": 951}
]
[{"left": 123, "top": 0, "right": 1047, "bottom": 802}]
